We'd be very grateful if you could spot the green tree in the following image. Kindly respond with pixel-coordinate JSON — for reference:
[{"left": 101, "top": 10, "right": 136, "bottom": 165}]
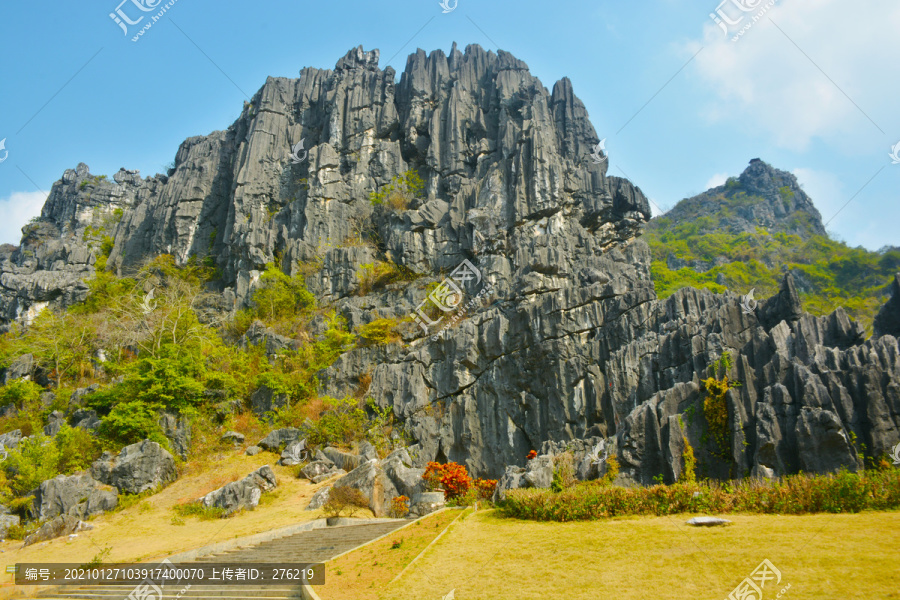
[{"left": 98, "top": 400, "right": 169, "bottom": 448}]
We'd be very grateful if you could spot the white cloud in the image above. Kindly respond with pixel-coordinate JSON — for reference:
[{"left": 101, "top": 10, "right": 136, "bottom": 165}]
[
  {"left": 684, "top": 0, "right": 900, "bottom": 150},
  {"left": 704, "top": 172, "right": 730, "bottom": 189},
  {"left": 0, "top": 191, "right": 48, "bottom": 245}
]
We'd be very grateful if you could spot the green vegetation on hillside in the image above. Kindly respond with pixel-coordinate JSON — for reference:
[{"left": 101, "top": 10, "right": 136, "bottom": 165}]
[
  {"left": 645, "top": 191, "right": 900, "bottom": 333},
  {"left": 0, "top": 255, "right": 407, "bottom": 511}
]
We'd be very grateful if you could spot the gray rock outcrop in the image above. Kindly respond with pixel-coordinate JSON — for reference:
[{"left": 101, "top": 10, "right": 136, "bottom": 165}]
[
  {"left": 874, "top": 274, "right": 900, "bottom": 338},
  {"left": 0, "top": 513, "right": 20, "bottom": 538},
  {"left": 327, "top": 448, "right": 425, "bottom": 517},
  {"left": 159, "top": 413, "right": 191, "bottom": 460},
  {"left": 201, "top": 465, "right": 277, "bottom": 515},
  {"left": 220, "top": 431, "right": 245, "bottom": 445},
  {"left": 278, "top": 439, "right": 308, "bottom": 465},
  {"left": 23, "top": 514, "right": 92, "bottom": 546},
  {"left": 257, "top": 428, "right": 301, "bottom": 451},
  {"left": 31, "top": 474, "right": 118, "bottom": 521},
  {"left": 91, "top": 440, "right": 177, "bottom": 494},
  {"left": 0, "top": 429, "right": 23, "bottom": 451},
  {"left": 0, "top": 45, "right": 896, "bottom": 488}
]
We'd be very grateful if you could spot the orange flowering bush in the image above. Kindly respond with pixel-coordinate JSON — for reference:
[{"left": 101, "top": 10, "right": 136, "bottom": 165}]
[
  {"left": 474, "top": 478, "right": 498, "bottom": 500},
  {"left": 423, "top": 461, "right": 473, "bottom": 500},
  {"left": 526, "top": 450, "right": 537, "bottom": 460},
  {"left": 390, "top": 495, "right": 410, "bottom": 518}
]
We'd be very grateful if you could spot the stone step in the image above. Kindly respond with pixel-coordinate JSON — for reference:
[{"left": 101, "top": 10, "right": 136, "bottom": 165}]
[{"left": 32, "top": 519, "right": 410, "bottom": 600}]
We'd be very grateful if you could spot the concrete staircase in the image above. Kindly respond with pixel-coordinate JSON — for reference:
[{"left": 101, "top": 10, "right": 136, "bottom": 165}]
[{"left": 32, "top": 520, "right": 409, "bottom": 600}]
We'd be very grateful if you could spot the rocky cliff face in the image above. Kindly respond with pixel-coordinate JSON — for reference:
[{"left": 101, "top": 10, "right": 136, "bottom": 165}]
[{"left": 1, "top": 46, "right": 897, "bottom": 482}]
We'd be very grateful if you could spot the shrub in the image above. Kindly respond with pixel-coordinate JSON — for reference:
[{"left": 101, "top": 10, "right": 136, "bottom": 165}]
[
  {"left": 369, "top": 171, "right": 424, "bottom": 210},
  {"left": 250, "top": 263, "right": 315, "bottom": 322},
  {"left": 3, "top": 434, "right": 62, "bottom": 496},
  {"left": 499, "top": 469, "right": 900, "bottom": 521},
  {"left": 600, "top": 456, "right": 619, "bottom": 486},
  {"left": 323, "top": 486, "right": 369, "bottom": 518},
  {"left": 97, "top": 400, "right": 169, "bottom": 449},
  {"left": 551, "top": 452, "right": 577, "bottom": 492},
  {"left": 701, "top": 352, "right": 736, "bottom": 458},
  {"left": 390, "top": 495, "right": 410, "bottom": 518},
  {"left": 680, "top": 439, "right": 697, "bottom": 484},
  {"left": 356, "top": 261, "right": 420, "bottom": 296},
  {"left": 303, "top": 396, "right": 367, "bottom": 447},
  {"left": 122, "top": 346, "right": 207, "bottom": 411},
  {"left": 423, "top": 462, "right": 472, "bottom": 500},
  {"left": 474, "top": 478, "right": 498, "bottom": 500},
  {"left": 0, "top": 379, "right": 45, "bottom": 435},
  {"left": 173, "top": 503, "right": 227, "bottom": 520},
  {"left": 356, "top": 318, "right": 402, "bottom": 348},
  {"left": 54, "top": 424, "right": 101, "bottom": 474}
]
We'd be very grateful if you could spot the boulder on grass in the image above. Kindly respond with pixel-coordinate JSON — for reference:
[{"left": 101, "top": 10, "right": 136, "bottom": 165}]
[
  {"left": 305, "top": 487, "right": 330, "bottom": 511},
  {"left": 201, "top": 466, "right": 277, "bottom": 515},
  {"left": 23, "top": 514, "right": 92, "bottom": 546},
  {"left": 32, "top": 474, "right": 118, "bottom": 521},
  {"left": 300, "top": 459, "right": 337, "bottom": 481},
  {"left": 0, "top": 429, "right": 23, "bottom": 450},
  {"left": 257, "top": 428, "right": 301, "bottom": 452},
  {"left": 322, "top": 447, "right": 362, "bottom": 472},
  {"left": 409, "top": 492, "right": 445, "bottom": 517},
  {"left": 381, "top": 449, "right": 426, "bottom": 499},
  {"left": 279, "top": 440, "right": 308, "bottom": 466},
  {"left": 311, "top": 470, "right": 345, "bottom": 484},
  {"left": 220, "top": 431, "right": 245, "bottom": 445},
  {"left": 0, "top": 514, "right": 20, "bottom": 538},
  {"left": 245, "top": 445, "right": 262, "bottom": 456},
  {"left": 492, "top": 455, "right": 554, "bottom": 502},
  {"left": 91, "top": 440, "right": 177, "bottom": 495}
]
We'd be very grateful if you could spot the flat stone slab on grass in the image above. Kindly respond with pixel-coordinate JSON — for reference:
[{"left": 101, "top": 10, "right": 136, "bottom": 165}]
[{"left": 686, "top": 517, "right": 732, "bottom": 527}]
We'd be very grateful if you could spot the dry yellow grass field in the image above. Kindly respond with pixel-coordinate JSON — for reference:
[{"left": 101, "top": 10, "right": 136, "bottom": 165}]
[
  {"left": 318, "top": 509, "right": 462, "bottom": 600},
  {"left": 0, "top": 448, "right": 349, "bottom": 595},
  {"left": 371, "top": 510, "right": 900, "bottom": 600}
]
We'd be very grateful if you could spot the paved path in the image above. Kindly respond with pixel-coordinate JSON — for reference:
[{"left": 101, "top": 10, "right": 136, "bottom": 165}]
[{"left": 33, "top": 520, "right": 408, "bottom": 600}]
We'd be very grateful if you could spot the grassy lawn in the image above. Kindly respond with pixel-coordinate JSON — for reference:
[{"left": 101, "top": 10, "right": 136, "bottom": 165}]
[
  {"left": 318, "top": 509, "right": 463, "bottom": 600},
  {"left": 0, "top": 448, "right": 347, "bottom": 595},
  {"left": 360, "top": 509, "right": 900, "bottom": 600}
]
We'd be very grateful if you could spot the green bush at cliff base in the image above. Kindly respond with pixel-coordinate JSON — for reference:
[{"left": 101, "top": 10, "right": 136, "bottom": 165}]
[{"left": 499, "top": 469, "right": 900, "bottom": 521}]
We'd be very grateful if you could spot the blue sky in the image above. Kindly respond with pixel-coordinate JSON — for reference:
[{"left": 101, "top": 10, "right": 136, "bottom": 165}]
[{"left": 0, "top": 0, "right": 897, "bottom": 249}]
